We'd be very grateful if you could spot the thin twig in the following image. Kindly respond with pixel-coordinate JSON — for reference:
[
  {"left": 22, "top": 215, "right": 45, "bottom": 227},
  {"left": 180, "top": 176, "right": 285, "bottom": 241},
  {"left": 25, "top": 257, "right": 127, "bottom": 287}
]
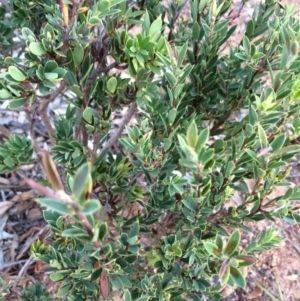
[
  {"left": 210, "top": 96, "right": 242, "bottom": 134},
  {"left": 1, "top": 260, "right": 28, "bottom": 269},
  {"left": 12, "top": 256, "right": 34, "bottom": 290},
  {"left": 0, "top": 125, "right": 10, "bottom": 138},
  {"left": 99, "top": 102, "right": 138, "bottom": 155},
  {"left": 0, "top": 0, "right": 12, "bottom": 11},
  {"left": 38, "top": 82, "right": 66, "bottom": 145},
  {"left": 167, "top": 0, "right": 188, "bottom": 41},
  {"left": 39, "top": 81, "right": 66, "bottom": 112},
  {"left": 39, "top": 110, "right": 56, "bottom": 145},
  {"left": 25, "top": 108, "right": 42, "bottom": 154}
]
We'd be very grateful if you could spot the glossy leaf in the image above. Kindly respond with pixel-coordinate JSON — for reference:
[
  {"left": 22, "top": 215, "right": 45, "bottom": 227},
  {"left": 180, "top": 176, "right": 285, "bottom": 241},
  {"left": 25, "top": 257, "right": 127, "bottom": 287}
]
[
  {"left": 203, "top": 242, "right": 222, "bottom": 257},
  {"left": 107, "top": 77, "right": 118, "bottom": 94},
  {"left": 8, "top": 66, "right": 27, "bottom": 82},
  {"left": 224, "top": 230, "right": 240, "bottom": 257},
  {"left": 72, "top": 163, "right": 91, "bottom": 197},
  {"left": 230, "top": 267, "right": 246, "bottom": 288},
  {"left": 37, "top": 198, "right": 73, "bottom": 215},
  {"left": 29, "top": 42, "right": 46, "bottom": 55},
  {"left": 73, "top": 45, "right": 84, "bottom": 67},
  {"left": 81, "top": 199, "right": 101, "bottom": 215},
  {"left": 124, "top": 289, "right": 132, "bottom": 301},
  {"left": 187, "top": 121, "right": 198, "bottom": 148},
  {"left": 9, "top": 98, "right": 27, "bottom": 109}
]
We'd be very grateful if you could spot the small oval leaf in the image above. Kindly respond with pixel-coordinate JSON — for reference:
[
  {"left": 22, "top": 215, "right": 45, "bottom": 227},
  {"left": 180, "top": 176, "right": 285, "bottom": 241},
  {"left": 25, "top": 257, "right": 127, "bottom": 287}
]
[
  {"left": 107, "top": 77, "right": 118, "bottom": 94},
  {"left": 8, "top": 66, "right": 27, "bottom": 81},
  {"left": 29, "top": 42, "right": 46, "bottom": 56},
  {"left": 224, "top": 230, "right": 241, "bottom": 257}
]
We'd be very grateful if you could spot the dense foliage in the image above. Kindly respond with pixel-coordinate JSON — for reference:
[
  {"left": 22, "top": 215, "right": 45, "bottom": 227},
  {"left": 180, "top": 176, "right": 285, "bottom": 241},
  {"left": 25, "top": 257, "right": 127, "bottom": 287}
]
[{"left": 1, "top": 0, "right": 300, "bottom": 300}]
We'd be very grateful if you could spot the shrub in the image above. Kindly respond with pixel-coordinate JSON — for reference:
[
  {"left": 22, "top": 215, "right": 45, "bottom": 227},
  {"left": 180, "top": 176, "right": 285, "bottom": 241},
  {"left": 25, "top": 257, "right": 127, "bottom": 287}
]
[{"left": 1, "top": 0, "right": 300, "bottom": 300}]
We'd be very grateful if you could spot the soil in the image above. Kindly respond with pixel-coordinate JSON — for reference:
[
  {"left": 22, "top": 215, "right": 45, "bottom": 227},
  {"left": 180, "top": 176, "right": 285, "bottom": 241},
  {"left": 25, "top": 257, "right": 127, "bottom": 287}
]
[{"left": 1, "top": 1, "right": 300, "bottom": 301}]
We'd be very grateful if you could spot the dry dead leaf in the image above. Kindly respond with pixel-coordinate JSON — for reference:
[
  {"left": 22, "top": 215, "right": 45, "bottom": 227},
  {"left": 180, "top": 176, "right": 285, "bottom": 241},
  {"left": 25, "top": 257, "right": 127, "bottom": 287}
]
[
  {"left": 282, "top": 274, "right": 298, "bottom": 281},
  {"left": 0, "top": 201, "right": 13, "bottom": 217},
  {"left": 243, "top": 285, "right": 263, "bottom": 300},
  {"left": 10, "top": 191, "right": 35, "bottom": 203},
  {"left": 100, "top": 269, "right": 109, "bottom": 298}
]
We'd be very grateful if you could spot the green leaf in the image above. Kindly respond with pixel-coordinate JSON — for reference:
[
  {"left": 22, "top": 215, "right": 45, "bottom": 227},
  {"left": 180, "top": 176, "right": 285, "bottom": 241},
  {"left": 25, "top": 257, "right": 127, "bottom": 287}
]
[
  {"left": 89, "top": 16, "right": 101, "bottom": 25},
  {"left": 37, "top": 198, "right": 73, "bottom": 215},
  {"left": 91, "top": 268, "right": 102, "bottom": 281},
  {"left": 44, "top": 72, "right": 58, "bottom": 81},
  {"left": 98, "top": 222, "right": 108, "bottom": 242},
  {"left": 62, "top": 228, "right": 89, "bottom": 237},
  {"left": 242, "top": 36, "right": 251, "bottom": 56},
  {"left": 245, "top": 19, "right": 254, "bottom": 37},
  {"left": 187, "top": 121, "right": 198, "bottom": 148},
  {"left": 199, "top": 0, "right": 208, "bottom": 12},
  {"left": 168, "top": 108, "right": 177, "bottom": 124},
  {"left": 225, "top": 161, "right": 235, "bottom": 177},
  {"left": 128, "top": 221, "right": 139, "bottom": 239},
  {"left": 72, "top": 163, "right": 91, "bottom": 196},
  {"left": 99, "top": 9, "right": 120, "bottom": 18},
  {"left": 3, "top": 157, "right": 14, "bottom": 168},
  {"left": 163, "top": 138, "right": 172, "bottom": 151},
  {"left": 50, "top": 272, "right": 65, "bottom": 282},
  {"left": 270, "top": 134, "right": 286, "bottom": 152},
  {"left": 29, "top": 42, "right": 46, "bottom": 56},
  {"left": 192, "top": 22, "right": 200, "bottom": 40},
  {"left": 271, "top": 145, "right": 300, "bottom": 157},
  {"left": 248, "top": 103, "right": 258, "bottom": 126},
  {"left": 57, "top": 283, "right": 72, "bottom": 297},
  {"left": 83, "top": 107, "right": 94, "bottom": 124},
  {"left": 177, "top": 43, "right": 187, "bottom": 67},
  {"left": 224, "top": 230, "right": 240, "bottom": 256},
  {"left": 165, "top": 71, "right": 176, "bottom": 86},
  {"left": 149, "top": 17, "right": 162, "bottom": 38},
  {"left": 73, "top": 45, "right": 84, "bottom": 67},
  {"left": 8, "top": 66, "right": 27, "bottom": 82},
  {"left": 196, "top": 127, "right": 209, "bottom": 150},
  {"left": 200, "top": 149, "right": 214, "bottom": 165},
  {"left": 0, "top": 89, "right": 11, "bottom": 99},
  {"left": 190, "top": 294, "right": 202, "bottom": 301},
  {"left": 257, "top": 123, "right": 268, "bottom": 148},
  {"left": 81, "top": 199, "right": 101, "bottom": 215},
  {"left": 107, "top": 77, "right": 118, "bottom": 94},
  {"left": 203, "top": 242, "right": 222, "bottom": 257},
  {"left": 230, "top": 267, "right": 246, "bottom": 288},
  {"left": 124, "top": 289, "right": 132, "bottom": 301},
  {"left": 99, "top": 0, "right": 110, "bottom": 11}
]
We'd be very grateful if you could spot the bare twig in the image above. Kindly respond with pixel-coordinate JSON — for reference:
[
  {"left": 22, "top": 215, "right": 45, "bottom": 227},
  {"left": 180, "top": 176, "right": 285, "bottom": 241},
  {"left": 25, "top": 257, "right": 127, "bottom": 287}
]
[
  {"left": 99, "top": 102, "right": 138, "bottom": 154},
  {"left": 167, "top": 0, "right": 188, "bottom": 41},
  {"left": 103, "top": 61, "right": 128, "bottom": 72},
  {"left": 39, "top": 81, "right": 66, "bottom": 112},
  {"left": 25, "top": 108, "right": 42, "bottom": 154},
  {"left": 39, "top": 110, "right": 56, "bottom": 145},
  {"left": 0, "top": 0, "right": 12, "bottom": 11},
  {"left": 12, "top": 256, "right": 34, "bottom": 290},
  {"left": 210, "top": 96, "right": 242, "bottom": 134},
  {"left": 38, "top": 81, "right": 66, "bottom": 145},
  {"left": 0, "top": 125, "right": 10, "bottom": 138}
]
